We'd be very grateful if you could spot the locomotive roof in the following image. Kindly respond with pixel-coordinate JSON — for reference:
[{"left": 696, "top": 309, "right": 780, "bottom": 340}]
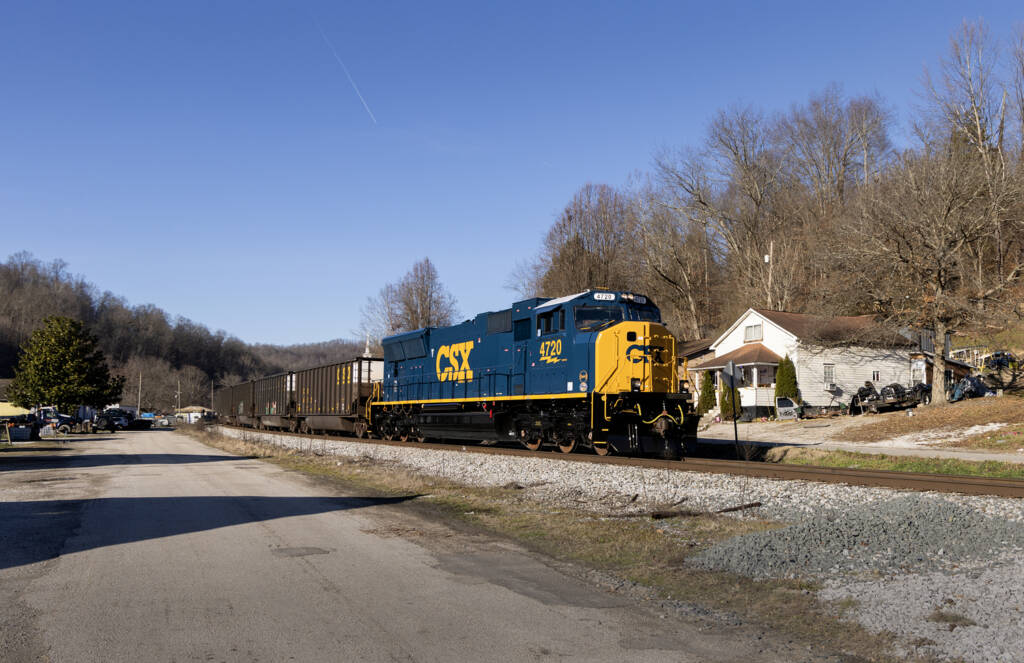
[{"left": 533, "top": 289, "right": 652, "bottom": 312}]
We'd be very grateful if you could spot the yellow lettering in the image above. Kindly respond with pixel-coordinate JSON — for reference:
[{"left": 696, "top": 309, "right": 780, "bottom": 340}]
[
  {"left": 436, "top": 342, "right": 474, "bottom": 382},
  {"left": 436, "top": 345, "right": 452, "bottom": 382},
  {"left": 459, "top": 341, "right": 474, "bottom": 381}
]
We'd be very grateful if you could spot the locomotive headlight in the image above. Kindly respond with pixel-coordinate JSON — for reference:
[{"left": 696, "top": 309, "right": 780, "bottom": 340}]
[{"left": 631, "top": 378, "right": 642, "bottom": 392}]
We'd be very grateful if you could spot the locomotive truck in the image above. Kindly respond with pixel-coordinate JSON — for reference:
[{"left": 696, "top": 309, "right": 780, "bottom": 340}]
[{"left": 215, "top": 289, "right": 699, "bottom": 458}]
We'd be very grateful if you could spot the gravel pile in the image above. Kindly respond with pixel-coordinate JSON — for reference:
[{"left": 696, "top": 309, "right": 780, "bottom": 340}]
[
  {"left": 691, "top": 494, "right": 1024, "bottom": 578},
  {"left": 820, "top": 556, "right": 1024, "bottom": 663}
]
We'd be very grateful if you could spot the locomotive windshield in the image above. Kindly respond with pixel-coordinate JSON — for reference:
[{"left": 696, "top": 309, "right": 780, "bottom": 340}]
[
  {"left": 631, "top": 305, "right": 661, "bottom": 322},
  {"left": 575, "top": 306, "right": 623, "bottom": 331}
]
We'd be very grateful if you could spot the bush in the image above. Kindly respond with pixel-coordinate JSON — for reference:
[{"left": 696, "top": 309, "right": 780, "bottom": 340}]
[
  {"left": 697, "top": 373, "right": 716, "bottom": 415},
  {"left": 775, "top": 355, "right": 799, "bottom": 403},
  {"left": 719, "top": 383, "right": 741, "bottom": 420}
]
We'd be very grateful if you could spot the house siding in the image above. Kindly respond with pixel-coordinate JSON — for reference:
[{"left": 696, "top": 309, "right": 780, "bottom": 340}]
[
  {"left": 797, "top": 345, "right": 910, "bottom": 407},
  {"left": 714, "top": 311, "right": 798, "bottom": 358}
]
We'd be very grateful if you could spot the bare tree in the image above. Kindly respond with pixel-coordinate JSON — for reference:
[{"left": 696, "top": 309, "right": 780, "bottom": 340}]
[
  {"left": 849, "top": 140, "right": 1009, "bottom": 405},
  {"left": 777, "top": 84, "right": 892, "bottom": 216},
  {"left": 633, "top": 183, "right": 719, "bottom": 339},
  {"left": 656, "top": 105, "right": 800, "bottom": 313},
  {"left": 360, "top": 258, "right": 458, "bottom": 345},
  {"left": 535, "top": 183, "right": 636, "bottom": 296},
  {"left": 923, "top": 20, "right": 1023, "bottom": 300}
]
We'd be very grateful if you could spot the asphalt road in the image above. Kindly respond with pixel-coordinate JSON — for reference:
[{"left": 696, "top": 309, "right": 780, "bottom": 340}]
[{"left": 1, "top": 429, "right": 804, "bottom": 662}]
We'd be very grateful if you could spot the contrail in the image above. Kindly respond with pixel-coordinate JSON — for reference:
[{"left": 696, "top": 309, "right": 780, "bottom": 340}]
[{"left": 314, "top": 21, "right": 377, "bottom": 125}]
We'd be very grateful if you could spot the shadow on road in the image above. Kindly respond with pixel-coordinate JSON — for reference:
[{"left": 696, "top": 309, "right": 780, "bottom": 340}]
[
  {"left": 0, "top": 494, "right": 421, "bottom": 570},
  {"left": 0, "top": 453, "right": 259, "bottom": 472}
]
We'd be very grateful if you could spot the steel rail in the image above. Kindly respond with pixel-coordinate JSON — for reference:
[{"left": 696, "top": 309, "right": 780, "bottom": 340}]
[{"left": 219, "top": 426, "right": 1024, "bottom": 499}]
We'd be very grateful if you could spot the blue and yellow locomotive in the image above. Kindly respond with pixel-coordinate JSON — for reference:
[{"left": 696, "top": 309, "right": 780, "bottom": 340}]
[{"left": 368, "top": 289, "right": 698, "bottom": 457}]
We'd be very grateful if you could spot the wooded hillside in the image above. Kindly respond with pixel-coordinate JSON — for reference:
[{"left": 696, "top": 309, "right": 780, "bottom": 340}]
[
  {"left": 0, "top": 252, "right": 362, "bottom": 410},
  {"left": 515, "top": 22, "right": 1024, "bottom": 365}
]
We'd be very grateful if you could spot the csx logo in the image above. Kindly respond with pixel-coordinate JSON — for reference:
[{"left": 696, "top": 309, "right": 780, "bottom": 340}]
[
  {"left": 436, "top": 341, "right": 474, "bottom": 382},
  {"left": 625, "top": 344, "right": 664, "bottom": 364}
]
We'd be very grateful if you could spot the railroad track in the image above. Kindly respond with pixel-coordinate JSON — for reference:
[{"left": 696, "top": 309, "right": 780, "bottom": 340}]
[{"left": 219, "top": 426, "right": 1024, "bottom": 499}]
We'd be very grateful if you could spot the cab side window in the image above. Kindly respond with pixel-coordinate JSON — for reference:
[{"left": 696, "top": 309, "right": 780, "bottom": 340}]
[{"left": 536, "top": 309, "right": 565, "bottom": 336}]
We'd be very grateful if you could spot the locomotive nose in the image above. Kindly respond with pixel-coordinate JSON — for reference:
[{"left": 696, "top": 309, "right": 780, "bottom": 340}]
[{"left": 594, "top": 321, "right": 677, "bottom": 394}]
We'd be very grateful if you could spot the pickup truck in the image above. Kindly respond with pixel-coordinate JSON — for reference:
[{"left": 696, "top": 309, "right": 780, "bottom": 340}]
[{"left": 35, "top": 407, "right": 77, "bottom": 435}]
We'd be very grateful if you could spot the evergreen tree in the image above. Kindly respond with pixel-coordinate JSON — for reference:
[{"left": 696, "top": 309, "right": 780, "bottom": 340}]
[
  {"left": 719, "top": 382, "right": 741, "bottom": 420},
  {"left": 774, "top": 355, "right": 799, "bottom": 404},
  {"left": 7, "top": 316, "right": 125, "bottom": 412},
  {"left": 696, "top": 373, "right": 716, "bottom": 415}
]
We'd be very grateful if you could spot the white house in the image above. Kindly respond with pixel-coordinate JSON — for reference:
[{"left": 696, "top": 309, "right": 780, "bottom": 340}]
[{"left": 691, "top": 309, "right": 916, "bottom": 415}]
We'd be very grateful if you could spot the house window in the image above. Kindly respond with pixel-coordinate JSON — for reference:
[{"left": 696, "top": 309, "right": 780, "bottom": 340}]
[
  {"left": 759, "top": 366, "right": 775, "bottom": 387},
  {"left": 743, "top": 324, "right": 762, "bottom": 342},
  {"left": 823, "top": 364, "right": 835, "bottom": 385},
  {"left": 871, "top": 370, "right": 880, "bottom": 382}
]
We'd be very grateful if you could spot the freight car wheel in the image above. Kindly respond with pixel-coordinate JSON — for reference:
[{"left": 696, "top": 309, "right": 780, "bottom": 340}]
[
  {"left": 557, "top": 434, "right": 579, "bottom": 454},
  {"left": 353, "top": 421, "right": 367, "bottom": 438}
]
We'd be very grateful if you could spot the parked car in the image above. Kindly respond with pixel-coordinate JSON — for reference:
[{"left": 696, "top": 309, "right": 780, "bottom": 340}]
[
  {"left": 92, "top": 412, "right": 121, "bottom": 433},
  {"left": 949, "top": 375, "right": 994, "bottom": 402}
]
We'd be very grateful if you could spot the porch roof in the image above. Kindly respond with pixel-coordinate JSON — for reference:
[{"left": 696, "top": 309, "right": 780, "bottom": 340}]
[{"left": 690, "top": 343, "right": 782, "bottom": 370}]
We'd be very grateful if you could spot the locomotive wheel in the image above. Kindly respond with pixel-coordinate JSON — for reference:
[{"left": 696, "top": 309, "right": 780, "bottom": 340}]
[
  {"left": 557, "top": 434, "right": 579, "bottom": 454},
  {"left": 353, "top": 421, "right": 367, "bottom": 438},
  {"left": 593, "top": 442, "right": 613, "bottom": 456},
  {"left": 523, "top": 436, "right": 543, "bottom": 452}
]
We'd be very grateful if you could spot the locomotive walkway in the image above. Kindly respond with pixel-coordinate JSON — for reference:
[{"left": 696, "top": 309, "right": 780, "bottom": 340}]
[{"left": 0, "top": 429, "right": 808, "bottom": 663}]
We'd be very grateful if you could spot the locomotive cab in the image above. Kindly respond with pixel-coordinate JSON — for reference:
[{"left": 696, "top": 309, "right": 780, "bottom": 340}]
[{"left": 518, "top": 290, "right": 697, "bottom": 456}]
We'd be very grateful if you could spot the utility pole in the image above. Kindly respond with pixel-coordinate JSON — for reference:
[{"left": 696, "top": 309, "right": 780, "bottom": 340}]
[
  {"left": 176, "top": 379, "right": 181, "bottom": 412},
  {"left": 137, "top": 371, "right": 142, "bottom": 415}
]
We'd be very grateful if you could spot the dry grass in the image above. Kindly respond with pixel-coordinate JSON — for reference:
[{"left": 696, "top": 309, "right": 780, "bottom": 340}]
[
  {"left": 187, "top": 426, "right": 917, "bottom": 662},
  {"left": 767, "top": 446, "right": 1024, "bottom": 478},
  {"left": 835, "top": 396, "right": 1024, "bottom": 444},
  {"left": 926, "top": 610, "right": 977, "bottom": 629},
  {"left": 942, "top": 423, "right": 1024, "bottom": 451}
]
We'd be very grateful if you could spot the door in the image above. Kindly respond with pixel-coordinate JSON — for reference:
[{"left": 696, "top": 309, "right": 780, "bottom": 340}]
[
  {"left": 511, "top": 318, "right": 531, "bottom": 395},
  {"left": 529, "top": 307, "right": 570, "bottom": 395}
]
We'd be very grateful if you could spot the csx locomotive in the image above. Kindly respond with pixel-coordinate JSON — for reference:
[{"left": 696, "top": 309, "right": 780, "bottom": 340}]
[
  {"left": 216, "top": 289, "right": 698, "bottom": 458},
  {"left": 370, "top": 289, "right": 697, "bottom": 457}
]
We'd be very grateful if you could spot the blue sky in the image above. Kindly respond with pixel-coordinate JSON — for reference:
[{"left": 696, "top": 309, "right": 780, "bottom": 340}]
[{"left": 2, "top": 1, "right": 1020, "bottom": 345}]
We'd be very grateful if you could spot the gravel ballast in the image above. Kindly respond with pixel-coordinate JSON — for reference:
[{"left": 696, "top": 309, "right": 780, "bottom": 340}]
[
  {"left": 215, "top": 426, "right": 1024, "bottom": 662},
  {"left": 692, "top": 494, "right": 1024, "bottom": 578}
]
